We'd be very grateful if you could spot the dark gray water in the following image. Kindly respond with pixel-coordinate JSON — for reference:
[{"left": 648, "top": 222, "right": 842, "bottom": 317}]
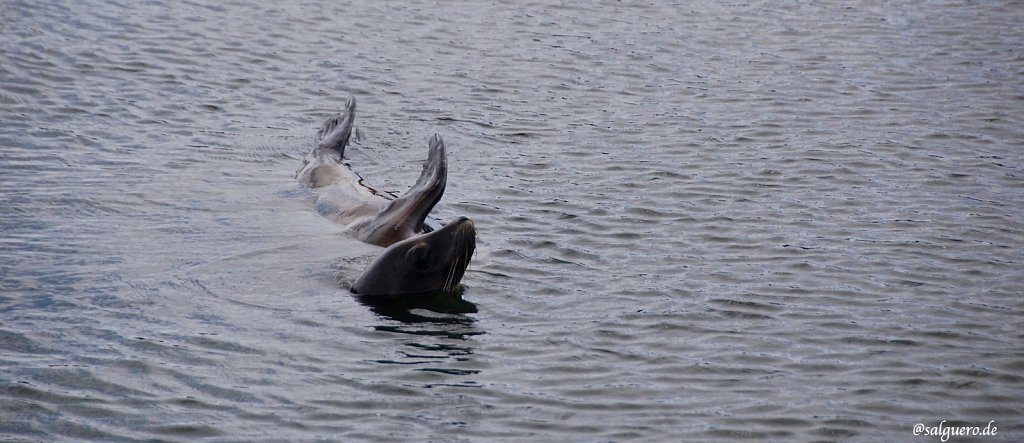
[{"left": 3, "top": 0, "right": 1023, "bottom": 441}]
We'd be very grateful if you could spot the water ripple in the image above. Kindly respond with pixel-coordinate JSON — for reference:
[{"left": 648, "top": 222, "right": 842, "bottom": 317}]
[{"left": 3, "top": 0, "right": 1024, "bottom": 440}]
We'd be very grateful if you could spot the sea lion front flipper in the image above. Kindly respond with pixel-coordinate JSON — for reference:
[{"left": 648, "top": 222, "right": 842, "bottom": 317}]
[{"left": 357, "top": 134, "right": 447, "bottom": 247}]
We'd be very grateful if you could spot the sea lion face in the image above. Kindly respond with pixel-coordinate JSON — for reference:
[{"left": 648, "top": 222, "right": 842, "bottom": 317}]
[{"left": 352, "top": 217, "right": 476, "bottom": 297}]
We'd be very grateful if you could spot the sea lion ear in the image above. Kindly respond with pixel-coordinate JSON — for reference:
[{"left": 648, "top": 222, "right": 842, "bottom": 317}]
[{"left": 406, "top": 243, "right": 432, "bottom": 270}]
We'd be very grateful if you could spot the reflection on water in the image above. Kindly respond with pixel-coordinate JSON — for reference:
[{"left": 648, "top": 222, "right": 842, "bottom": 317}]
[
  {"left": 370, "top": 305, "right": 484, "bottom": 388},
  {"left": 357, "top": 289, "right": 479, "bottom": 321},
  {"left": 2, "top": 0, "right": 1023, "bottom": 440}
]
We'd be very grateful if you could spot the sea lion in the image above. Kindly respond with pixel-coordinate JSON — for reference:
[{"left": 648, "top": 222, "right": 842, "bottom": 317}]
[{"left": 296, "top": 96, "right": 476, "bottom": 297}]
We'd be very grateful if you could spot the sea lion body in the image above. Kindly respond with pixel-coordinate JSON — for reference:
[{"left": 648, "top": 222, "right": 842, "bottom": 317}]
[{"left": 296, "top": 96, "right": 475, "bottom": 296}]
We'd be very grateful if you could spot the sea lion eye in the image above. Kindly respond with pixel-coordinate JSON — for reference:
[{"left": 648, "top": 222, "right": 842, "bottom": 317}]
[{"left": 415, "top": 248, "right": 432, "bottom": 269}]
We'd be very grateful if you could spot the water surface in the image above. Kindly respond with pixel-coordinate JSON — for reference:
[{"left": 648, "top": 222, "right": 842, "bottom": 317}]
[{"left": 2, "top": 0, "right": 1023, "bottom": 441}]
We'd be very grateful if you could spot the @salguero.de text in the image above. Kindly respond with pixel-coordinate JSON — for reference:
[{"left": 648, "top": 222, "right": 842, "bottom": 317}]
[{"left": 913, "top": 420, "right": 997, "bottom": 441}]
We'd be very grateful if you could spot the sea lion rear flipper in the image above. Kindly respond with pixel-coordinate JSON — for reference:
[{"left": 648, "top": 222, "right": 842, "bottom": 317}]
[{"left": 314, "top": 96, "right": 356, "bottom": 159}]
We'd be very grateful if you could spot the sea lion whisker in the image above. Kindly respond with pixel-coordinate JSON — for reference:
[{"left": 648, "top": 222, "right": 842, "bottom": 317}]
[
  {"left": 449, "top": 243, "right": 466, "bottom": 293},
  {"left": 446, "top": 241, "right": 466, "bottom": 293}
]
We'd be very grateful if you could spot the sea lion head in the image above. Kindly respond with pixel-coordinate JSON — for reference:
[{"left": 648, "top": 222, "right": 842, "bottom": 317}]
[{"left": 351, "top": 216, "right": 476, "bottom": 297}]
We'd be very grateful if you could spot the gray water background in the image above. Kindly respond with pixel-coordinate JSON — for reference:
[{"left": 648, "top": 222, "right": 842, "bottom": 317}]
[{"left": 2, "top": 0, "right": 1023, "bottom": 441}]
